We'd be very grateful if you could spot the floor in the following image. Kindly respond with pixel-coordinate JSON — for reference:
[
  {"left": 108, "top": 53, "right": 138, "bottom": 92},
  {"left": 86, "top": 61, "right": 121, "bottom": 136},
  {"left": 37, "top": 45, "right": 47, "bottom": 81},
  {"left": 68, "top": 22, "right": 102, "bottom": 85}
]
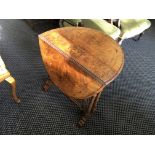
[{"left": 0, "top": 19, "right": 155, "bottom": 134}]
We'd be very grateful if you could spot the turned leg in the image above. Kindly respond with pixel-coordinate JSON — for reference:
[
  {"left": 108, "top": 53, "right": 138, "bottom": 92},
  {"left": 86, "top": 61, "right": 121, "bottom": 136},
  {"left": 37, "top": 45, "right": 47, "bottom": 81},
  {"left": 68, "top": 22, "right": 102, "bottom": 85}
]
[
  {"left": 78, "top": 91, "right": 102, "bottom": 127},
  {"left": 42, "top": 79, "right": 53, "bottom": 92},
  {"left": 91, "top": 91, "right": 102, "bottom": 114},
  {"left": 78, "top": 94, "right": 97, "bottom": 127},
  {"left": 68, "top": 96, "right": 89, "bottom": 112},
  {"left": 5, "top": 76, "right": 20, "bottom": 103}
]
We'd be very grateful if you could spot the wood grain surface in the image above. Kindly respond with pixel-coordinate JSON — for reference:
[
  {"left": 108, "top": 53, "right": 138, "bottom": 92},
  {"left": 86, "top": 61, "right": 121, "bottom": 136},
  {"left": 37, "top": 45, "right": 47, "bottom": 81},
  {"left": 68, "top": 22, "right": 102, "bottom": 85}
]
[{"left": 39, "top": 27, "right": 124, "bottom": 99}]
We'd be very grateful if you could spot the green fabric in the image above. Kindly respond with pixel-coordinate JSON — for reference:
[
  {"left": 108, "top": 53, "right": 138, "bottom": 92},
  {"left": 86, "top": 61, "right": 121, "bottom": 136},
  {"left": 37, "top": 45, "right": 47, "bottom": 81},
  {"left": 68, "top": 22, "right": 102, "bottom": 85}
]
[
  {"left": 81, "top": 19, "right": 120, "bottom": 39},
  {"left": 120, "top": 19, "right": 151, "bottom": 39},
  {"left": 62, "top": 19, "right": 120, "bottom": 40},
  {"left": 63, "top": 19, "right": 82, "bottom": 26}
]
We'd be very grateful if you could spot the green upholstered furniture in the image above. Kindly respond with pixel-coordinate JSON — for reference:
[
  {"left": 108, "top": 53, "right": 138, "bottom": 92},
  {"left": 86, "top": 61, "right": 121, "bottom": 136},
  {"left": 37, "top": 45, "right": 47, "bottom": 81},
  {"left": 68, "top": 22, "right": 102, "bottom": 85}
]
[
  {"left": 59, "top": 19, "right": 82, "bottom": 27},
  {"left": 118, "top": 19, "right": 151, "bottom": 44},
  {"left": 59, "top": 19, "right": 151, "bottom": 44},
  {"left": 59, "top": 19, "right": 121, "bottom": 40}
]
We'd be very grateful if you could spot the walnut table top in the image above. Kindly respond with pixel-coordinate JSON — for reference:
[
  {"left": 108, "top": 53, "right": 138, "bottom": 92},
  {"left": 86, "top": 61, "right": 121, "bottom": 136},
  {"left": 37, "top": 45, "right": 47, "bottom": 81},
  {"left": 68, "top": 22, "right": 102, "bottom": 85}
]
[{"left": 39, "top": 27, "right": 124, "bottom": 99}]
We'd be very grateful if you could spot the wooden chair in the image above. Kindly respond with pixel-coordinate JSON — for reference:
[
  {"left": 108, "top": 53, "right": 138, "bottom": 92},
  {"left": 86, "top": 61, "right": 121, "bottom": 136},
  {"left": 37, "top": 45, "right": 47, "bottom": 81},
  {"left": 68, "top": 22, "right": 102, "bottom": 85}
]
[{"left": 0, "top": 56, "right": 20, "bottom": 103}]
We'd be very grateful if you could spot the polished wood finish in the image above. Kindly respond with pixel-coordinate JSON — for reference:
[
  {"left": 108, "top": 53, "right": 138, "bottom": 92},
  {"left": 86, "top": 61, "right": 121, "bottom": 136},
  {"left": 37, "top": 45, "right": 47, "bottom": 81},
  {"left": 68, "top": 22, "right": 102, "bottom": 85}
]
[
  {"left": 5, "top": 76, "right": 20, "bottom": 103},
  {"left": 0, "top": 57, "right": 20, "bottom": 103},
  {"left": 39, "top": 27, "right": 124, "bottom": 126},
  {"left": 39, "top": 27, "right": 124, "bottom": 98}
]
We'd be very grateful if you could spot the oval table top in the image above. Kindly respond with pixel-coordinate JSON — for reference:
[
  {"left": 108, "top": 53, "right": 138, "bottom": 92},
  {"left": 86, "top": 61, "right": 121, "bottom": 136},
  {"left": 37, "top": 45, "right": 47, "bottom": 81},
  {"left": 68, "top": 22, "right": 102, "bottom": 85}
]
[{"left": 39, "top": 27, "right": 124, "bottom": 99}]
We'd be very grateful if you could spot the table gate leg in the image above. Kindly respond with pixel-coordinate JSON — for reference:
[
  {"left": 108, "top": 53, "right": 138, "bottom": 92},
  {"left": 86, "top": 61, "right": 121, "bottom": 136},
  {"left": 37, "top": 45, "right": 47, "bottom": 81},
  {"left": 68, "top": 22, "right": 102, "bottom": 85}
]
[
  {"left": 91, "top": 91, "right": 102, "bottom": 114},
  {"left": 42, "top": 79, "right": 53, "bottom": 92},
  {"left": 77, "top": 91, "right": 102, "bottom": 127},
  {"left": 78, "top": 94, "right": 96, "bottom": 127}
]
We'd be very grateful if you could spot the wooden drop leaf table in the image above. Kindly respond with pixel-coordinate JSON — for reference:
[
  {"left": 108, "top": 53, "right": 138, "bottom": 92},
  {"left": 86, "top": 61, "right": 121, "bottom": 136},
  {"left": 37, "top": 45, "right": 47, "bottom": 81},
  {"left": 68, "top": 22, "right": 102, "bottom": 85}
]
[{"left": 39, "top": 27, "right": 124, "bottom": 127}]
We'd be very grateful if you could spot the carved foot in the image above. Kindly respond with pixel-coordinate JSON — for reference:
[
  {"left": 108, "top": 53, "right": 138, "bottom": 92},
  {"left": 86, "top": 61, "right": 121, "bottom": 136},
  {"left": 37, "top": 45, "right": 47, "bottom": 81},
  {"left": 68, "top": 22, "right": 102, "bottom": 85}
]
[
  {"left": 42, "top": 79, "right": 53, "bottom": 92},
  {"left": 77, "top": 113, "right": 91, "bottom": 127},
  {"left": 78, "top": 119, "right": 86, "bottom": 127},
  {"left": 14, "top": 98, "right": 21, "bottom": 103}
]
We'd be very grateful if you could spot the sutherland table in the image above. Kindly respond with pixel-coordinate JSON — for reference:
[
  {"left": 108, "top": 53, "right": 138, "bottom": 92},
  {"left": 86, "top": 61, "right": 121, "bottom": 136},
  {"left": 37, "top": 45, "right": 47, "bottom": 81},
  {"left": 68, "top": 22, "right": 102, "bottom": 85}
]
[{"left": 39, "top": 27, "right": 124, "bottom": 127}]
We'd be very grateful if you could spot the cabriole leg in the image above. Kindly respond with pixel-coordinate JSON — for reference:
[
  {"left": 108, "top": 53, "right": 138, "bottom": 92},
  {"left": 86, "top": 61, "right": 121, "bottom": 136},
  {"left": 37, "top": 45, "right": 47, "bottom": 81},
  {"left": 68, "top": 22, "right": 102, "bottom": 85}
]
[{"left": 5, "top": 76, "right": 20, "bottom": 103}]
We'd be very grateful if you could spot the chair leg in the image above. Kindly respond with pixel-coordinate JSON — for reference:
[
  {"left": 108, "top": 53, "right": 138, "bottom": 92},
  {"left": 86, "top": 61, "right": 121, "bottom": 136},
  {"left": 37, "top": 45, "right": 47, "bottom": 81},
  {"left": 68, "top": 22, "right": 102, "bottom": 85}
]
[
  {"left": 118, "top": 38, "right": 123, "bottom": 45},
  {"left": 133, "top": 32, "right": 144, "bottom": 41},
  {"left": 5, "top": 76, "right": 20, "bottom": 103}
]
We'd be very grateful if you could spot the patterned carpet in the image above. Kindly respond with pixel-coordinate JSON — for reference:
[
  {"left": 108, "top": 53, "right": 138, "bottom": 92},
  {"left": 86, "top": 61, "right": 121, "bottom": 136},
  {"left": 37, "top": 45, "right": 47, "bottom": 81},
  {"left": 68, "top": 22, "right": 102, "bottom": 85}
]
[{"left": 0, "top": 19, "right": 155, "bottom": 134}]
